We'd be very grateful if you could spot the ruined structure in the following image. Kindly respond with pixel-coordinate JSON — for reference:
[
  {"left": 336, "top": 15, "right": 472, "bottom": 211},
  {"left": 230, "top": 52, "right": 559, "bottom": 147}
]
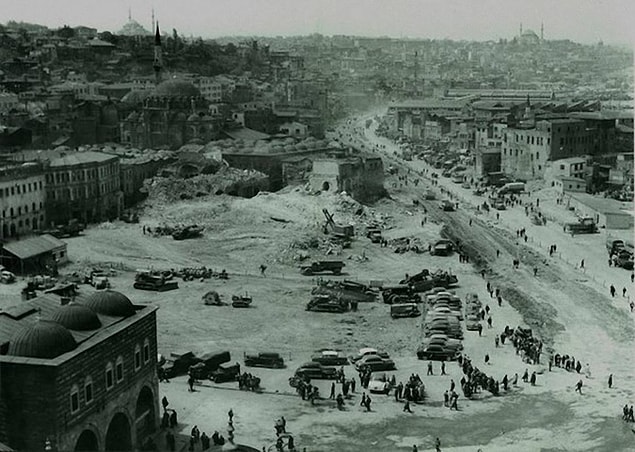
[{"left": 309, "top": 156, "right": 386, "bottom": 203}]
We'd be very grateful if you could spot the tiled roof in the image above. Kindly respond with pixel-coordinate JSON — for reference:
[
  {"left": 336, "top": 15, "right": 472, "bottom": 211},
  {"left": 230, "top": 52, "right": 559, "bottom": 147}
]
[{"left": 2, "top": 234, "right": 66, "bottom": 260}]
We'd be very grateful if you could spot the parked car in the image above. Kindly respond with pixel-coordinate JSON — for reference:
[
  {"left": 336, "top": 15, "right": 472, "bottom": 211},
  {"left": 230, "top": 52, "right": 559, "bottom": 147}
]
[
  {"left": 294, "top": 362, "right": 338, "bottom": 379},
  {"left": 416, "top": 344, "right": 455, "bottom": 361},
  {"left": 430, "top": 239, "right": 455, "bottom": 256},
  {"left": 494, "top": 200, "right": 506, "bottom": 210},
  {"left": 349, "top": 347, "right": 390, "bottom": 363},
  {"left": 390, "top": 303, "right": 421, "bottom": 319},
  {"left": 244, "top": 352, "right": 285, "bottom": 369},
  {"left": 162, "top": 351, "right": 201, "bottom": 378},
  {"left": 465, "top": 315, "right": 481, "bottom": 331},
  {"left": 367, "top": 373, "right": 391, "bottom": 394},
  {"left": 311, "top": 349, "right": 349, "bottom": 366},
  {"left": 354, "top": 354, "right": 396, "bottom": 372}
]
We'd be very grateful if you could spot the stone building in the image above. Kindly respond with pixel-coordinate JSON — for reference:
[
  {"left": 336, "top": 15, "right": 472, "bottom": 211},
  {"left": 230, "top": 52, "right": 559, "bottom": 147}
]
[
  {"left": 309, "top": 156, "right": 386, "bottom": 203},
  {"left": 0, "top": 162, "right": 46, "bottom": 240},
  {"left": 120, "top": 80, "right": 219, "bottom": 149},
  {"left": 0, "top": 290, "right": 159, "bottom": 451},
  {"left": 44, "top": 152, "right": 122, "bottom": 226}
]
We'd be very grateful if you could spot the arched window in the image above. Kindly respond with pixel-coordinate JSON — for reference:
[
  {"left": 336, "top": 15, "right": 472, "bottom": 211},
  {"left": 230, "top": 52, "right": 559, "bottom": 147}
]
[
  {"left": 84, "top": 377, "right": 94, "bottom": 404},
  {"left": 143, "top": 339, "right": 150, "bottom": 364},
  {"left": 70, "top": 384, "right": 80, "bottom": 413},
  {"left": 134, "top": 344, "right": 142, "bottom": 371},
  {"left": 116, "top": 356, "right": 124, "bottom": 383},
  {"left": 105, "top": 362, "right": 114, "bottom": 389}
]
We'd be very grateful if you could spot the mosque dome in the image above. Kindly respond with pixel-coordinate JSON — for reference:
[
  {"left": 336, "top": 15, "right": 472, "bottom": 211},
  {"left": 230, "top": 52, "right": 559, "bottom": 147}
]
[
  {"left": 49, "top": 303, "right": 102, "bottom": 331},
  {"left": 80, "top": 290, "right": 135, "bottom": 318},
  {"left": 121, "top": 90, "right": 151, "bottom": 105},
  {"left": 8, "top": 320, "right": 78, "bottom": 359},
  {"left": 152, "top": 80, "right": 201, "bottom": 98}
]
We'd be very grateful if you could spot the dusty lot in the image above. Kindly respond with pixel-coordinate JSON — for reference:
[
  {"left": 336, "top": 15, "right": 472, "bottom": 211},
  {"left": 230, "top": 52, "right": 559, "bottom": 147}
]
[{"left": 19, "top": 113, "right": 633, "bottom": 451}]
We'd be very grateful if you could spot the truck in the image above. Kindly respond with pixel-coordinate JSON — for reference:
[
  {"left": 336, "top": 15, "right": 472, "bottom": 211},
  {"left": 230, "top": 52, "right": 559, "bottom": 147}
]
[
  {"left": 300, "top": 261, "right": 345, "bottom": 276},
  {"left": 38, "top": 219, "right": 84, "bottom": 238},
  {"left": 606, "top": 239, "right": 625, "bottom": 256},
  {"left": 563, "top": 217, "right": 598, "bottom": 236},
  {"left": 322, "top": 209, "right": 354, "bottom": 238}
]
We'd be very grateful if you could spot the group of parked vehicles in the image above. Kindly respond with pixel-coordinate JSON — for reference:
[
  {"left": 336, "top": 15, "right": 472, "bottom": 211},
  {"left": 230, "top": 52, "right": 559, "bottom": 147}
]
[{"left": 417, "top": 288, "right": 465, "bottom": 361}]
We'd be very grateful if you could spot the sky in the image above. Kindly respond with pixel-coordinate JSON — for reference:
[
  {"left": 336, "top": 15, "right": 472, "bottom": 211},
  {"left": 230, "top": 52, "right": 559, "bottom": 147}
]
[{"left": 1, "top": 0, "right": 634, "bottom": 45}]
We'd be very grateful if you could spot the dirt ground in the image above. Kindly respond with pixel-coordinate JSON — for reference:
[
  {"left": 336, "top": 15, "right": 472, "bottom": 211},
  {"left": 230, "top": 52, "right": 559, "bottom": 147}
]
[{"left": 13, "top": 112, "right": 634, "bottom": 451}]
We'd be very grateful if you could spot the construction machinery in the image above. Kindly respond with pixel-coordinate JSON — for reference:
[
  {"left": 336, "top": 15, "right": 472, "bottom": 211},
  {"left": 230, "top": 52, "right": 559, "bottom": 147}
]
[
  {"left": 306, "top": 294, "right": 350, "bottom": 313},
  {"left": 172, "top": 224, "right": 204, "bottom": 241},
  {"left": 400, "top": 269, "right": 458, "bottom": 292},
  {"left": 133, "top": 271, "right": 179, "bottom": 291},
  {"left": 300, "top": 261, "right": 345, "bottom": 276},
  {"left": 311, "top": 279, "right": 376, "bottom": 303},
  {"left": 322, "top": 208, "right": 354, "bottom": 247},
  {"left": 563, "top": 217, "right": 598, "bottom": 235},
  {"left": 38, "top": 219, "right": 84, "bottom": 238},
  {"left": 231, "top": 293, "right": 252, "bottom": 308}
]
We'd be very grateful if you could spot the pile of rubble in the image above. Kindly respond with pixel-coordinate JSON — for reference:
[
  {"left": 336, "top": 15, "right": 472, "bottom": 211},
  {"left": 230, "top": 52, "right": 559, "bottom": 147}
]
[
  {"left": 143, "top": 167, "right": 269, "bottom": 204},
  {"left": 389, "top": 236, "right": 425, "bottom": 253}
]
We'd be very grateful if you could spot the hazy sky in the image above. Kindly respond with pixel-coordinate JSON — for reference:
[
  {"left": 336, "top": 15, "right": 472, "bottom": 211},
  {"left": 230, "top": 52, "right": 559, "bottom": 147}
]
[{"left": 1, "top": 0, "right": 634, "bottom": 44}]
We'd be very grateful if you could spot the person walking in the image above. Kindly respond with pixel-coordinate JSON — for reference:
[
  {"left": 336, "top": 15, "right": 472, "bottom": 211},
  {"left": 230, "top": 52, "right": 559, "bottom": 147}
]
[
  {"left": 441, "top": 361, "right": 446, "bottom": 375},
  {"left": 162, "top": 396, "right": 169, "bottom": 411},
  {"left": 427, "top": 362, "right": 434, "bottom": 376},
  {"left": 610, "top": 285, "right": 616, "bottom": 297},
  {"left": 575, "top": 380, "right": 583, "bottom": 394},
  {"left": 530, "top": 372, "right": 536, "bottom": 386},
  {"left": 580, "top": 259, "right": 585, "bottom": 269},
  {"left": 260, "top": 264, "right": 267, "bottom": 276},
  {"left": 329, "top": 382, "right": 335, "bottom": 399},
  {"left": 608, "top": 374, "right": 613, "bottom": 389},
  {"left": 403, "top": 400, "right": 413, "bottom": 413},
  {"left": 477, "top": 323, "right": 483, "bottom": 337},
  {"left": 487, "top": 316, "right": 493, "bottom": 328}
]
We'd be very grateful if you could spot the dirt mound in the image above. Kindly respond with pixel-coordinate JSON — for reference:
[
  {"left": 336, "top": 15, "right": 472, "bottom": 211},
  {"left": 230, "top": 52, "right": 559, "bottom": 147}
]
[{"left": 144, "top": 167, "right": 269, "bottom": 204}]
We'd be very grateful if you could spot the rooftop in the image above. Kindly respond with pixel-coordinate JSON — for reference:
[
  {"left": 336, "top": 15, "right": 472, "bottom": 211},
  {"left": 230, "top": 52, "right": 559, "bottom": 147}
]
[
  {"left": 569, "top": 192, "right": 633, "bottom": 216},
  {"left": 50, "top": 151, "right": 118, "bottom": 167},
  {"left": 2, "top": 234, "right": 65, "bottom": 260}
]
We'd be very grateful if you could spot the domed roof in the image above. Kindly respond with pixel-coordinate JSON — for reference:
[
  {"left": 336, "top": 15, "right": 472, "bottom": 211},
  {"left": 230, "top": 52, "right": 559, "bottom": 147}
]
[
  {"left": 152, "top": 80, "right": 201, "bottom": 98},
  {"left": 80, "top": 290, "right": 135, "bottom": 318},
  {"left": 8, "top": 320, "right": 77, "bottom": 359},
  {"left": 49, "top": 303, "right": 102, "bottom": 331}
]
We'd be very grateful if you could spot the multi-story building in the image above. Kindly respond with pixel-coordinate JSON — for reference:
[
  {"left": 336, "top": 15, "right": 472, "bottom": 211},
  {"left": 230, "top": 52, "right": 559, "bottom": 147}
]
[
  {"left": 309, "top": 155, "right": 386, "bottom": 203},
  {"left": 0, "top": 162, "right": 46, "bottom": 240},
  {"left": 501, "top": 118, "right": 608, "bottom": 180},
  {"left": 0, "top": 290, "right": 159, "bottom": 451},
  {"left": 194, "top": 77, "right": 223, "bottom": 103},
  {"left": 44, "top": 152, "right": 122, "bottom": 225}
]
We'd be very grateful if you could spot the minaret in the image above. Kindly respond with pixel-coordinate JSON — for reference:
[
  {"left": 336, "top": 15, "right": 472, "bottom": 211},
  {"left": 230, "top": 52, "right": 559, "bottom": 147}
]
[
  {"left": 128, "top": 7, "right": 132, "bottom": 22},
  {"left": 414, "top": 51, "right": 418, "bottom": 97},
  {"left": 151, "top": 8, "right": 155, "bottom": 35},
  {"left": 541, "top": 22, "right": 544, "bottom": 41},
  {"left": 520, "top": 22, "right": 523, "bottom": 37},
  {"left": 153, "top": 23, "right": 162, "bottom": 85}
]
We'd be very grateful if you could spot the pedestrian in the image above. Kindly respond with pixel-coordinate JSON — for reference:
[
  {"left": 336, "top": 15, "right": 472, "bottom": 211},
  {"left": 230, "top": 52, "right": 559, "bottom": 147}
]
[
  {"left": 351, "top": 377, "right": 356, "bottom": 393},
  {"left": 631, "top": 273, "right": 634, "bottom": 284},
  {"left": 530, "top": 372, "right": 536, "bottom": 386},
  {"left": 487, "top": 316, "right": 492, "bottom": 328},
  {"left": 484, "top": 354, "right": 490, "bottom": 364},
  {"left": 477, "top": 323, "right": 483, "bottom": 337},
  {"left": 522, "top": 369, "right": 529, "bottom": 383},
  {"left": 403, "top": 400, "right": 413, "bottom": 413},
  {"left": 427, "top": 361, "right": 433, "bottom": 376},
  {"left": 365, "top": 395, "right": 372, "bottom": 411},
  {"left": 485, "top": 304, "right": 490, "bottom": 313},
  {"left": 435, "top": 437, "right": 442, "bottom": 452},
  {"left": 622, "top": 287, "right": 627, "bottom": 297},
  {"left": 502, "top": 374, "right": 508, "bottom": 391},
  {"left": 533, "top": 267, "right": 538, "bottom": 277},
  {"left": 469, "top": 219, "right": 472, "bottom": 226},
  {"left": 188, "top": 375, "right": 195, "bottom": 392},
  {"left": 441, "top": 361, "right": 446, "bottom": 375},
  {"left": 329, "top": 382, "right": 335, "bottom": 399},
  {"left": 496, "top": 212, "right": 500, "bottom": 220},
  {"left": 360, "top": 392, "right": 366, "bottom": 407},
  {"left": 413, "top": 445, "right": 418, "bottom": 452},
  {"left": 495, "top": 336, "right": 499, "bottom": 347},
  {"left": 580, "top": 259, "right": 585, "bottom": 269},
  {"left": 610, "top": 285, "right": 616, "bottom": 297},
  {"left": 450, "top": 379, "right": 455, "bottom": 392},
  {"left": 162, "top": 396, "right": 169, "bottom": 411},
  {"left": 496, "top": 249, "right": 500, "bottom": 258},
  {"left": 260, "top": 264, "right": 267, "bottom": 276},
  {"left": 630, "top": 301, "right": 634, "bottom": 313},
  {"left": 575, "top": 380, "right": 583, "bottom": 394},
  {"left": 512, "top": 373, "right": 518, "bottom": 386},
  {"left": 608, "top": 374, "right": 613, "bottom": 389},
  {"left": 443, "top": 390, "right": 449, "bottom": 407}
]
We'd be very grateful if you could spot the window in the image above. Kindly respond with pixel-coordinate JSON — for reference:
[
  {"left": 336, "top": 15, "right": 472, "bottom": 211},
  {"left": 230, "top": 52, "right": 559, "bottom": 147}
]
[
  {"left": 560, "top": 164, "right": 565, "bottom": 170},
  {"left": 84, "top": 377, "right": 93, "bottom": 404},
  {"left": 70, "top": 385, "right": 80, "bottom": 413},
  {"left": 106, "top": 363, "right": 114, "bottom": 389},
  {"left": 116, "top": 356, "right": 124, "bottom": 382},
  {"left": 16, "top": 186, "right": 20, "bottom": 194},
  {"left": 143, "top": 339, "right": 150, "bottom": 363},
  {"left": 135, "top": 345, "right": 142, "bottom": 370}
]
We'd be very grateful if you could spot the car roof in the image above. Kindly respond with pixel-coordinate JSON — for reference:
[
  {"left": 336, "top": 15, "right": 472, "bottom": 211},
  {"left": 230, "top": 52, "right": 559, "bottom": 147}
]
[{"left": 359, "top": 347, "right": 378, "bottom": 354}]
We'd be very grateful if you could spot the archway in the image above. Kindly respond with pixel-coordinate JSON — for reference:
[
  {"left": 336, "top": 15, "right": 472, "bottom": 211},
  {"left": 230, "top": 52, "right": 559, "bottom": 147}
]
[
  {"left": 105, "top": 413, "right": 131, "bottom": 451},
  {"left": 135, "top": 386, "right": 156, "bottom": 445},
  {"left": 2, "top": 224, "right": 7, "bottom": 238},
  {"left": 74, "top": 429, "right": 98, "bottom": 451},
  {"left": 321, "top": 181, "right": 330, "bottom": 191}
]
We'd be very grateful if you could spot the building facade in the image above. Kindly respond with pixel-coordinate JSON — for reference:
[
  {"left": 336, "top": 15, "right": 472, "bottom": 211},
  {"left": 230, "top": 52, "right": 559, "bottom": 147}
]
[
  {"left": 0, "top": 162, "right": 46, "bottom": 240},
  {"left": 45, "top": 152, "right": 122, "bottom": 225},
  {"left": 309, "top": 156, "right": 386, "bottom": 203},
  {"left": 0, "top": 290, "right": 159, "bottom": 451}
]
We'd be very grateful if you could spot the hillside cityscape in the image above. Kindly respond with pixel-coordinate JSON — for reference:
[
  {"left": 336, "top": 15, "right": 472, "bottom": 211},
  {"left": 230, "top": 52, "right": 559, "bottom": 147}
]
[{"left": 0, "top": 10, "right": 633, "bottom": 452}]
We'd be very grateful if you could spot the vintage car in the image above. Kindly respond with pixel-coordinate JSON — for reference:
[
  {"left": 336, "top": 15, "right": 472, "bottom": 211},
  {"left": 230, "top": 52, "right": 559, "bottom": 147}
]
[
  {"left": 311, "top": 349, "right": 349, "bottom": 366},
  {"left": 294, "top": 362, "right": 338, "bottom": 380},
  {"left": 465, "top": 315, "right": 482, "bottom": 331},
  {"left": 354, "top": 355, "right": 396, "bottom": 372},
  {"left": 416, "top": 344, "right": 456, "bottom": 361},
  {"left": 430, "top": 240, "right": 455, "bottom": 256},
  {"left": 162, "top": 351, "right": 201, "bottom": 378},
  {"left": 439, "top": 200, "right": 456, "bottom": 211},
  {"left": 349, "top": 347, "right": 390, "bottom": 363},
  {"left": 367, "top": 373, "right": 392, "bottom": 394},
  {"left": 244, "top": 352, "right": 285, "bottom": 369}
]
